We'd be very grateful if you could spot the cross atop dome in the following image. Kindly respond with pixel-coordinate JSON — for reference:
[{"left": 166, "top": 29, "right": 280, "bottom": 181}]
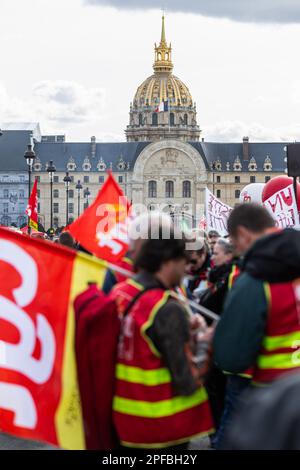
[{"left": 153, "top": 15, "right": 173, "bottom": 74}]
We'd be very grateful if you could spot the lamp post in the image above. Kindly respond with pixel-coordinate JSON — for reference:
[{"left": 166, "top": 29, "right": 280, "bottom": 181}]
[
  {"left": 63, "top": 171, "right": 72, "bottom": 226},
  {"left": 84, "top": 187, "right": 91, "bottom": 208},
  {"left": 46, "top": 160, "right": 56, "bottom": 235},
  {"left": 24, "top": 144, "right": 36, "bottom": 235},
  {"left": 76, "top": 180, "right": 83, "bottom": 218},
  {"left": 211, "top": 161, "right": 217, "bottom": 196}
]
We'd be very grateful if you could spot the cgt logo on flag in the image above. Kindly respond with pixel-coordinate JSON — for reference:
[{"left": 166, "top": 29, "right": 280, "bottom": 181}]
[
  {"left": 68, "top": 172, "right": 131, "bottom": 263},
  {"left": 0, "top": 227, "right": 107, "bottom": 448},
  {"left": 0, "top": 239, "right": 56, "bottom": 430}
]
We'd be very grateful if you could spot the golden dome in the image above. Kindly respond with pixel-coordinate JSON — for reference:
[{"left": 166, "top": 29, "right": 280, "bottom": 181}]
[
  {"left": 133, "top": 74, "right": 194, "bottom": 108},
  {"left": 126, "top": 16, "right": 200, "bottom": 142},
  {"left": 132, "top": 15, "right": 194, "bottom": 109}
]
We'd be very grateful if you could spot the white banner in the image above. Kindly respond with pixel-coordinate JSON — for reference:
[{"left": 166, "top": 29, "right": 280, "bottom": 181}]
[
  {"left": 205, "top": 188, "right": 233, "bottom": 236},
  {"left": 264, "top": 184, "right": 300, "bottom": 229}
]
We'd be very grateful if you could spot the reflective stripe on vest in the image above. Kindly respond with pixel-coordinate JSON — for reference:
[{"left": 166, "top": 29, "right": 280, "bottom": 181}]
[
  {"left": 116, "top": 364, "right": 171, "bottom": 385},
  {"left": 113, "top": 388, "right": 207, "bottom": 418},
  {"left": 262, "top": 330, "right": 300, "bottom": 351},
  {"left": 253, "top": 280, "right": 300, "bottom": 385},
  {"left": 257, "top": 352, "right": 300, "bottom": 370}
]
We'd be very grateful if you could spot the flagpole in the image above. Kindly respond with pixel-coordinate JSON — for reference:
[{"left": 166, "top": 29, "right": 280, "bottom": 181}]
[{"left": 104, "top": 259, "right": 218, "bottom": 323}]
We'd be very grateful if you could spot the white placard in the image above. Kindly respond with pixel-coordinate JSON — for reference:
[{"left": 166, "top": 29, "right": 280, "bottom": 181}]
[
  {"left": 205, "top": 188, "right": 233, "bottom": 236},
  {"left": 264, "top": 184, "right": 300, "bottom": 229}
]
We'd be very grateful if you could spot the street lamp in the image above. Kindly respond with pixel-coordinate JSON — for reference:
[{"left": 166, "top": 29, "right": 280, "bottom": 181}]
[
  {"left": 211, "top": 161, "right": 218, "bottom": 196},
  {"left": 76, "top": 180, "right": 83, "bottom": 218},
  {"left": 24, "top": 144, "right": 36, "bottom": 234},
  {"left": 63, "top": 171, "right": 72, "bottom": 226},
  {"left": 84, "top": 187, "right": 91, "bottom": 208},
  {"left": 46, "top": 160, "right": 56, "bottom": 234}
]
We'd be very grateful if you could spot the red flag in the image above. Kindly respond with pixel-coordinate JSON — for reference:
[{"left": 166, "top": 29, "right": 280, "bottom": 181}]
[
  {"left": 68, "top": 172, "right": 131, "bottom": 263},
  {"left": 0, "top": 227, "right": 107, "bottom": 448},
  {"left": 26, "top": 178, "right": 38, "bottom": 231}
]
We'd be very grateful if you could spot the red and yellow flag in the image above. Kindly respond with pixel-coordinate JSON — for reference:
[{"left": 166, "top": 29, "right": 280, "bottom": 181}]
[
  {"left": 0, "top": 227, "right": 106, "bottom": 449},
  {"left": 68, "top": 172, "right": 131, "bottom": 263},
  {"left": 26, "top": 178, "right": 38, "bottom": 231}
]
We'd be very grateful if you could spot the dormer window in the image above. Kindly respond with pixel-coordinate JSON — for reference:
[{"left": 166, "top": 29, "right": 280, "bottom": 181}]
[
  {"left": 67, "top": 157, "right": 76, "bottom": 172},
  {"left": 248, "top": 157, "right": 257, "bottom": 172},
  {"left": 33, "top": 157, "right": 42, "bottom": 172},
  {"left": 117, "top": 155, "right": 126, "bottom": 171},
  {"left": 212, "top": 159, "right": 222, "bottom": 171},
  {"left": 97, "top": 157, "right": 106, "bottom": 172},
  {"left": 82, "top": 156, "right": 91, "bottom": 172},
  {"left": 263, "top": 155, "right": 273, "bottom": 172},
  {"left": 233, "top": 156, "right": 242, "bottom": 172}
]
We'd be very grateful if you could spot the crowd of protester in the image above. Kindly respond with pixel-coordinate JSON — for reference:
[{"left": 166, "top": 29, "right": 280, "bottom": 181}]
[{"left": 6, "top": 203, "right": 300, "bottom": 451}]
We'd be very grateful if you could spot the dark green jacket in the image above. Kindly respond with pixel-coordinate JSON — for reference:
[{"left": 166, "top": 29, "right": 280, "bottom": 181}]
[
  {"left": 213, "top": 273, "right": 267, "bottom": 373},
  {"left": 213, "top": 229, "right": 300, "bottom": 373}
]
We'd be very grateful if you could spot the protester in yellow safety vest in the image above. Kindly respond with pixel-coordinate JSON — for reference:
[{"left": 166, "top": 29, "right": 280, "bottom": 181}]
[
  {"left": 113, "top": 220, "right": 214, "bottom": 449},
  {"left": 213, "top": 203, "right": 300, "bottom": 447}
]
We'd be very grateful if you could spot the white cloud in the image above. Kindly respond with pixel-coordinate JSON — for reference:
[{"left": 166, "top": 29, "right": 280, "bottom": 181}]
[
  {"left": 204, "top": 121, "right": 300, "bottom": 142},
  {"left": 0, "top": 80, "right": 106, "bottom": 136},
  {"left": 1, "top": 0, "right": 300, "bottom": 142}
]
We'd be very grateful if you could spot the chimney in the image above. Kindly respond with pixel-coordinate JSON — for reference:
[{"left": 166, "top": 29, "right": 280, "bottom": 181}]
[
  {"left": 243, "top": 136, "right": 249, "bottom": 161},
  {"left": 202, "top": 138, "right": 205, "bottom": 142},
  {"left": 91, "top": 136, "right": 96, "bottom": 159}
]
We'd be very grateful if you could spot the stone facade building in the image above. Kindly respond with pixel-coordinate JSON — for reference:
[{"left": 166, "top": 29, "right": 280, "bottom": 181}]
[{"left": 0, "top": 17, "right": 288, "bottom": 230}]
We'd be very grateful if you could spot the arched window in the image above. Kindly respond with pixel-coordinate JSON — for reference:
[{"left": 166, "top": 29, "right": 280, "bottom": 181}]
[
  {"left": 148, "top": 181, "right": 157, "bottom": 198},
  {"left": 152, "top": 113, "right": 158, "bottom": 126},
  {"left": 183, "top": 181, "right": 191, "bottom": 198},
  {"left": 166, "top": 181, "right": 174, "bottom": 198},
  {"left": 184, "top": 114, "right": 188, "bottom": 126},
  {"left": 139, "top": 113, "right": 143, "bottom": 126},
  {"left": 170, "top": 113, "right": 175, "bottom": 126}
]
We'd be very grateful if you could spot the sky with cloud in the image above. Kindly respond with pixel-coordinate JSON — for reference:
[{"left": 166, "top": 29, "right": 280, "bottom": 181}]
[
  {"left": 1, "top": 0, "right": 300, "bottom": 142},
  {"left": 86, "top": 0, "right": 300, "bottom": 23}
]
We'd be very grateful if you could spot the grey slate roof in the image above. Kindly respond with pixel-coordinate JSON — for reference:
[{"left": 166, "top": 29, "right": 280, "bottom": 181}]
[
  {"left": 33, "top": 141, "right": 151, "bottom": 172},
  {"left": 0, "top": 130, "right": 33, "bottom": 172},
  {"left": 191, "top": 142, "right": 287, "bottom": 172},
  {"left": 0, "top": 129, "right": 288, "bottom": 173}
]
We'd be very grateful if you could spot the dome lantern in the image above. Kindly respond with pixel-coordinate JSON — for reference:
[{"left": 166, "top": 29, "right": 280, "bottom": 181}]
[{"left": 153, "top": 15, "right": 173, "bottom": 74}]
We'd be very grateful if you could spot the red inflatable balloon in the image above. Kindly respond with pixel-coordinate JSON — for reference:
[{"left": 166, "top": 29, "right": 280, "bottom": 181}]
[{"left": 262, "top": 175, "right": 300, "bottom": 210}]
